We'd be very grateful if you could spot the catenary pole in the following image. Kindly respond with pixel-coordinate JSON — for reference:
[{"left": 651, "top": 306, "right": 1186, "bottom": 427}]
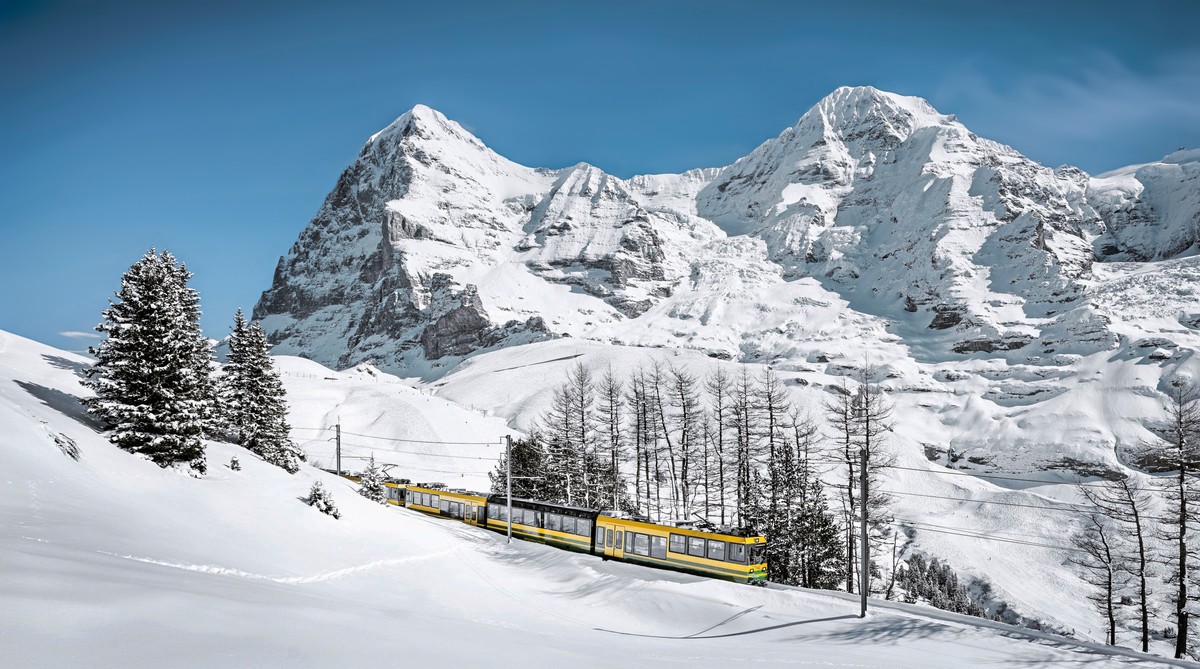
[
  {"left": 860, "top": 447, "right": 869, "bottom": 618},
  {"left": 336, "top": 421, "right": 342, "bottom": 476},
  {"left": 506, "top": 434, "right": 513, "bottom": 544}
]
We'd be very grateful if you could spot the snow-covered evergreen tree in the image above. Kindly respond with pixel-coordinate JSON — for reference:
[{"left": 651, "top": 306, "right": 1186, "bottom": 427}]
[
  {"left": 229, "top": 456, "right": 241, "bottom": 471},
  {"left": 83, "top": 249, "right": 212, "bottom": 474},
  {"left": 304, "top": 481, "right": 340, "bottom": 518},
  {"left": 490, "top": 435, "right": 550, "bottom": 500},
  {"left": 217, "top": 310, "right": 304, "bottom": 473},
  {"left": 358, "top": 454, "right": 387, "bottom": 503}
]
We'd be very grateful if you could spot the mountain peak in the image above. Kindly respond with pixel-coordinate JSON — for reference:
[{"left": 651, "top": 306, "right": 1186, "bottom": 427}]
[
  {"left": 367, "top": 104, "right": 483, "bottom": 149},
  {"left": 801, "top": 85, "right": 945, "bottom": 143}
]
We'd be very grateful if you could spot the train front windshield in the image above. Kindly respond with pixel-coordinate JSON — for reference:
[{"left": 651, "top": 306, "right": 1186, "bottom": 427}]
[{"left": 749, "top": 544, "right": 766, "bottom": 565}]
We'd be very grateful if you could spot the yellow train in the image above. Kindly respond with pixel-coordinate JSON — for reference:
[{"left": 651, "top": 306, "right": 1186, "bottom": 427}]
[{"left": 390, "top": 482, "right": 766, "bottom": 584}]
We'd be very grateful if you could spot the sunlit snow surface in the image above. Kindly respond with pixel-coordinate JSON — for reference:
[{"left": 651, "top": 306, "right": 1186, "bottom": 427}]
[{"left": 2, "top": 330, "right": 1195, "bottom": 667}]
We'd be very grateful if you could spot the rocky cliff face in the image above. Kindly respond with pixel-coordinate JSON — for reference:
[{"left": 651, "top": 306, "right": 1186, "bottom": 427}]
[{"left": 255, "top": 87, "right": 1199, "bottom": 376}]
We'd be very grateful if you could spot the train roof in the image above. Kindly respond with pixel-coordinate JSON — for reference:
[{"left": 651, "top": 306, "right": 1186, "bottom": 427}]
[{"left": 484, "top": 494, "right": 599, "bottom": 516}]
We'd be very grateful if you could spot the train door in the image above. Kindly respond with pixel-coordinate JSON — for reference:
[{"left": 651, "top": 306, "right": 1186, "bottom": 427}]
[
  {"left": 604, "top": 525, "right": 624, "bottom": 561},
  {"left": 599, "top": 521, "right": 614, "bottom": 558}
]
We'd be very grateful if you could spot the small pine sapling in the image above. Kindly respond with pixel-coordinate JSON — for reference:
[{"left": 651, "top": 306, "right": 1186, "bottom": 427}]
[
  {"left": 229, "top": 456, "right": 241, "bottom": 471},
  {"left": 305, "top": 481, "right": 340, "bottom": 519},
  {"left": 358, "top": 454, "right": 387, "bottom": 504}
]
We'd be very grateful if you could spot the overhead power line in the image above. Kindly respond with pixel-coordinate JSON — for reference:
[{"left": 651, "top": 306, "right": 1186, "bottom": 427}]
[
  {"left": 884, "top": 463, "right": 1115, "bottom": 488},
  {"left": 333, "top": 441, "right": 500, "bottom": 460},
  {"left": 891, "top": 517, "right": 1084, "bottom": 554},
  {"left": 292, "top": 425, "right": 499, "bottom": 446},
  {"left": 877, "top": 489, "right": 1090, "bottom": 514}
]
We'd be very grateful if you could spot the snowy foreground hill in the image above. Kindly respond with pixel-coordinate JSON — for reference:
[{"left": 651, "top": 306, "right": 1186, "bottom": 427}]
[{"left": 1, "top": 329, "right": 1194, "bottom": 667}]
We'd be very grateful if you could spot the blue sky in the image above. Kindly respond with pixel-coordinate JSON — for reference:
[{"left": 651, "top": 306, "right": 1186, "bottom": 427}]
[{"left": 2, "top": 0, "right": 1198, "bottom": 351}]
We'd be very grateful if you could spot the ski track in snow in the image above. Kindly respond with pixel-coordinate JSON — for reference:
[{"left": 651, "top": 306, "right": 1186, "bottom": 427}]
[{"left": 97, "top": 548, "right": 455, "bottom": 584}]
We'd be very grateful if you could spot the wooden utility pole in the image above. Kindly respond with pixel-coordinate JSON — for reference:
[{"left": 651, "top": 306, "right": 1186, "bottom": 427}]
[{"left": 336, "top": 421, "right": 342, "bottom": 476}]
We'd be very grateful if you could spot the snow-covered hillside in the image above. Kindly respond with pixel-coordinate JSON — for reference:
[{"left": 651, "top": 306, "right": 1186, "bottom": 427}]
[{"left": 2, "top": 329, "right": 1193, "bottom": 667}]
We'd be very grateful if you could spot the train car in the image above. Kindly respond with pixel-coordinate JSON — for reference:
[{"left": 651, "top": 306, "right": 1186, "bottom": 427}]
[
  {"left": 595, "top": 515, "right": 767, "bottom": 584},
  {"left": 341, "top": 472, "right": 767, "bottom": 585},
  {"left": 405, "top": 485, "right": 488, "bottom": 527},
  {"left": 484, "top": 495, "right": 597, "bottom": 554},
  {"left": 383, "top": 481, "right": 405, "bottom": 507}
]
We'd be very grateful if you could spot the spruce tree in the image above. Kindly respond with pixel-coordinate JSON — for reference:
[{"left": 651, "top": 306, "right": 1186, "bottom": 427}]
[
  {"left": 305, "top": 481, "right": 340, "bottom": 519},
  {"left": 83, "top": 249, "right": 212, "bottom": 474},
  {"left": 797, "top": 476, "right": 846, "bottom": 589},
  {"left": 359, "top": 454, "right": 387, "bottom": 503},
  {"left": 218, "top": 310, "right": 304, "bottom": 473},
  {"left": 489, "top": 435, "right": 550, "bottom": 500}
]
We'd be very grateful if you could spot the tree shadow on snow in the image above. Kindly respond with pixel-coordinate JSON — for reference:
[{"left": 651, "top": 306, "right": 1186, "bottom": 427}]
[
  {"left": 989, "top": 639, "right": 1165, "bottom": 668},
  {"left": 597, "top": 612, "right": 860, "bottom": 640},
  {"left": 805, "top": 616, "right": 951, "bottom": 645},
  {"left": 41, "top": 354, "right": 91, "bottom": 380},
  {"left": 13, "top": 380, "right": 102, "bottom": 431}
]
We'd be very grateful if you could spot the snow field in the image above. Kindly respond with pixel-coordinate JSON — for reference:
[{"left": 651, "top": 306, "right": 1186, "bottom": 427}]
[{"left": 3, "top": 329, "right": 1193, "bottom": 667}]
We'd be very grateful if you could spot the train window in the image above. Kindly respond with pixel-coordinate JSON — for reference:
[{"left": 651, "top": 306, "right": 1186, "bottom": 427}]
[
  {"left": 615, "top": 531, "right": 623, "bottom": 550},
  {"left": 430, "top": 494, "right": 440, "bottom": 508},
  {"left": 633, "top": 533, "right": 650, "bottom": 557},
  {"left": 606, "top": 529, "right": 613, "bottom": 547},
  {"left": 727, "top": 544, "right": 746, "bottom": 564},
  {"left": 440, "top": 500, "right": 451, "bottom": 513},
  {"left": 576, "top": 519, "right": 591, "bottom": 537},
  {"left": 707, "top": 540, "right": 726, "bottom": 561},
  {"left": 561, "top": 516, "right": 576, "bottom": 535},
  {"left": 496, "top": 506, "right": 507, "bottom": 521},
  {"left": 625, "top": 531, "right": 633, "bottom": 552},
  {"left": 749, "top": 544, "right": 766, "bottom": 565},
  {"left": 651, "top": 536, "right": 667, "bottom": 559},
  {"left": 547, "top": 513, "right": 561, "bottom": 532},
  {"left": 687, "top": 536, "right": 706, "bottom": 558},
  {"left": 669, "top": 534, "right": 686, "bottom": 554}
]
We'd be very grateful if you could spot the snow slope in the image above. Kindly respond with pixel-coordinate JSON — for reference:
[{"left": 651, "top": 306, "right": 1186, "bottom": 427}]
[
  {"left": 276, "top": 355, "right": 514, "bottom": 490},
  {"left": 2, "top": 329, "right": 1193, "bottom": 668}
]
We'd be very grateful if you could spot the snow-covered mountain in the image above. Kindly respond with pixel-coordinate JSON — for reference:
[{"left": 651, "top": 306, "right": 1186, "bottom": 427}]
[
  {"left": 255, "top": 87, "right": 1197, "bottom": 373},
  {"left": 254, "top": 86, "right": 1200, "bottom": 479}
]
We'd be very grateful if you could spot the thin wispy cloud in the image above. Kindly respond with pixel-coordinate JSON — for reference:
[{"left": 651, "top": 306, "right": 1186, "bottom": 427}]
[
  {"left": 59, "top": 331, "right": 101, "bottom": 339},
  {"left": 932, "top": 50, "right": 1200, "bottom": 170}
]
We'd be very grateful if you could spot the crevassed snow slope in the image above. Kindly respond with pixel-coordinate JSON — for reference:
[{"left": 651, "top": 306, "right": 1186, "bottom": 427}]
[{"left": 2, "top": 329, "right": 1191, "bottom": 668}]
